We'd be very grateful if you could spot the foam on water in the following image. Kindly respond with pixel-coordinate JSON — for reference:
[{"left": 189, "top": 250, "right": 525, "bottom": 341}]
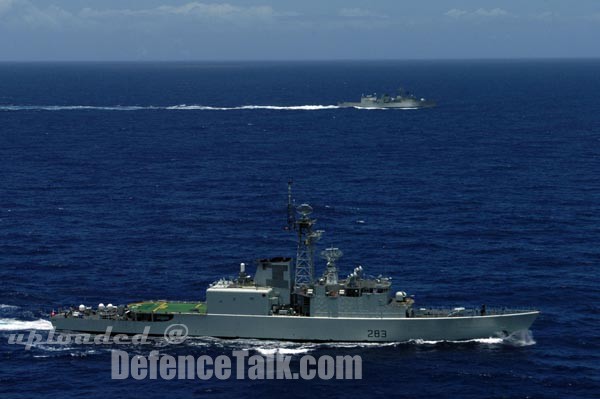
[
  {"left": 502, "top": 330, "right": 537, "bottom": 347},
  {"left": 165, "top": 104, "right": 341, "bottom": 110},
  {"left": 410, "top": 330, "right": 535, "bottom": 346},
  {"left": 227, "top": 330, "right": 535, "bottom": 350},
  {"left": 255, "top": 347, "right": 313, "bottom": 356},
  {"left": 0, "top": 104, "right": 340, "bottom": 111},
  {"left": 0, "top": 318, "right": 53, "bottom": 331},
  {"left": 177, "top": 333, "right": 535, "bottom": 352},
  {"left": 0, "top": 105, "right": 152, "bottom": 111},
  {"left": 411, "top": 337, "right": 504, "bottom": 345},
  {"left": 0, "top": 104, "right": 427, "bottom": 112}
]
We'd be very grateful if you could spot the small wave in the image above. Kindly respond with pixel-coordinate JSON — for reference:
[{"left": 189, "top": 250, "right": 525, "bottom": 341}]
[
  {"left": 0, "top": 304, "right": 19, "bottom": 310},
  {"left": 34, "top": 348, "right": 106, "bottom": 358},
  {"left": 33, "top": 344, "right": 77, "bottom": 352},
  {"left": 0, "top": 318, "right": 53, "bottom": 331},
  {"left": 184, "top": 337, "right": 316, "bottom": 354}
]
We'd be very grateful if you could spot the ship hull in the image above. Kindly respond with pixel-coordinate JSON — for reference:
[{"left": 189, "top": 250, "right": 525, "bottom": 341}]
[
  {"left": 51, "top": 311, "right": 538, "bottom": 342},
  {"left": 338, "top": 101, "right": 436, "bottom": 109}
]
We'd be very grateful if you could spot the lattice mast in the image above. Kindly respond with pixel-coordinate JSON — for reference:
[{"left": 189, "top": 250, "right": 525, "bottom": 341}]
[{"left": 286, "top": 181, "right": 322, "bottom": 287}]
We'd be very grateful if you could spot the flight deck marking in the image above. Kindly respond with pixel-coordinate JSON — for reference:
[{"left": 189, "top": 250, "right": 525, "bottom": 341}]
[{"left": 153, "top": 303, "right": 168, "bottom": 312}]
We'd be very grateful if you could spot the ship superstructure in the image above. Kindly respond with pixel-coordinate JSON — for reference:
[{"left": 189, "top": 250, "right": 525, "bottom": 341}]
[{"left": 339, "top": 88, "right": 436, "bottom": 109}]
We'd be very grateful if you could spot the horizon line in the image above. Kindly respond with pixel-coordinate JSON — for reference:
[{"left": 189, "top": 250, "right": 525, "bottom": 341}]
[{"left": 1, "top": 56, "right": 600, "bottom": 64}]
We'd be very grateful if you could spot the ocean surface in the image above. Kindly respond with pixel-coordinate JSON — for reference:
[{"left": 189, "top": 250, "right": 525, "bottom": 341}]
[{"left": 0, "top": 60, "right": 599, "bottom": 398}]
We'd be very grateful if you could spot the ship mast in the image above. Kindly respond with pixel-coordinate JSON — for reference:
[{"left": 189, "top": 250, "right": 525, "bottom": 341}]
[
  {"left": 286, "top": 181, "right": 322, "bottom": 287},
  {"left": 286, "top": 180, "right": 295, "bottom": 230}
]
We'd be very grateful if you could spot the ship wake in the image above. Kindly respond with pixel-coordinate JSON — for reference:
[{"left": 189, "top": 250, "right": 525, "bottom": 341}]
[
  {"left": 0, "top": 304, "right": 54, "bottom": 331},
  {"left": 183, "top": 330, "right": 536, "bottom": 353},
  {"left": 0, "top": 318, "right": 54, "bottom": 331},
  {"left": 166, "top": 104, "right": 339, "bottom": 110},
  {"left": 0, "top": 104, "right": 341, "bottom": 111},
  {"left": 409, "top": 330, "right": 536, "bottom": 347}
]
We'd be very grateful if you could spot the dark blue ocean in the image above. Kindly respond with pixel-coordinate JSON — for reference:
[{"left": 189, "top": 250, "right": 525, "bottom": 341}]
[{"left": 0, "top": 60, "right": 599, "bottom": 398}]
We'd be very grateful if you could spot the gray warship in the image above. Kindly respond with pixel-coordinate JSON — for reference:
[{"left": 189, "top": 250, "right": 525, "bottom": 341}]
[
  {"left": 51, "top": 183, "right": 538, "bottom": 342},
  {"left": 339, "top": 89, "right": 436, "bottom": 109}
]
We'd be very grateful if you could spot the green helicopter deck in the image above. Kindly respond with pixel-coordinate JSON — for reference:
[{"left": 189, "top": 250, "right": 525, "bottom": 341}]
[{"left": 128, "top": 301, "right": 207, "bottom": 314}]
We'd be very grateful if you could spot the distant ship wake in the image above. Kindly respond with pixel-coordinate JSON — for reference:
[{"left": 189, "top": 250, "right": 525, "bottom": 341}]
[
  {"left": 0, "top": 104, "right": 418, "bottom": 111},
  {"left": 0, "top": 104, "right": 339, "bottom": 111}
]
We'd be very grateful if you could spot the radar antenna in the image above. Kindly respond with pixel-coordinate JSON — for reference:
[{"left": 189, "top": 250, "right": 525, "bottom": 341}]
[
  {"left": 321, "top": 247, "right": 343, "bottom": 266},
  {"left": 321, "top": 247, "right": 343, "bottom": 285}
]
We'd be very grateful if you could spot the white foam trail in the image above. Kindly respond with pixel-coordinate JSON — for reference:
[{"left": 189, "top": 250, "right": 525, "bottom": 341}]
[
  {"left": 0, "top": 105, "right": 152, "bottom": 111},
  {"left": 184, "top": 337, "right": 316, "bottom": 354},
  {"left": 0, "top": 104, "right": 426, "bottom": 111},
  {"left": 0, "top": 318, "right": 53, "bottom": 331},
  {"left": 240, "top": 105, "right": 338, "bottom": 110},
  {"left": 502, "top": 330, "right": 536, "bottom": 347},
  {"left": 166, "top": 104, "right": 340, "bottom": 111},
  {"left": 182, "top": 334, "right": 533, "bottom": 349},
  {"left": 411, "top": 337, "right": 504, "bottom": 345},
  {"left": 165, "top": 105, "right": 224, "bottom": 110},
  {"left": 468, "top": 337, "right": 505, "bottom": 344},
  {"left": 34, "top": 344, "right": 76, "bottom": 352},
  {"left": 89, "top": 330, "right": 534, "bottom": 349},
  {"left": 0, "top": 304, "right": 19, "bottom": 310},
  {"left": 255, "top": 347, "right": 312, "bottom": 356},
  {"left": 0, "top": 104, "right": 340, "bottom": 111},
  {"left": 409, "top": 331, "right": 535, "bottom": 346}
]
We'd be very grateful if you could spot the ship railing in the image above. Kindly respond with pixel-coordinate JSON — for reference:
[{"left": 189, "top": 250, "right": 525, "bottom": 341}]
[{"left": 413, "top": 307, "right": 537, "bottom": 318}]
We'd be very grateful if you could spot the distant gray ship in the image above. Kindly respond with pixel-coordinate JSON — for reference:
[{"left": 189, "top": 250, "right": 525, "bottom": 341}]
[
  {"left": 339, "top": 89, "right": 436, "bottom": 109},
  {"left": 51, "top": 183, "right": 537, "bottom": 342}
]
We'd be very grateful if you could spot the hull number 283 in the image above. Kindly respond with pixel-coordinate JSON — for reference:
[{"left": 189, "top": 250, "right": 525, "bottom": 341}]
[{"left": 367, "top": 329, "right": 387, "bottom": 338}]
